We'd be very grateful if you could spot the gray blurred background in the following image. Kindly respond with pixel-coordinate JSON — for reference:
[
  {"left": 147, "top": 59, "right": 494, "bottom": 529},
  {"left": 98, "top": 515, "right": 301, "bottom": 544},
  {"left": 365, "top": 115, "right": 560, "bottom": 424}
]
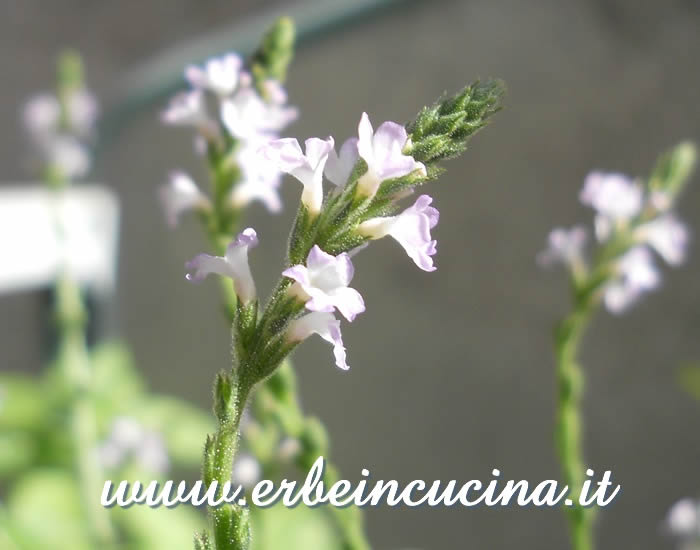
[{"left": 1, "top": 0, "right": 700, "bottom": 548}]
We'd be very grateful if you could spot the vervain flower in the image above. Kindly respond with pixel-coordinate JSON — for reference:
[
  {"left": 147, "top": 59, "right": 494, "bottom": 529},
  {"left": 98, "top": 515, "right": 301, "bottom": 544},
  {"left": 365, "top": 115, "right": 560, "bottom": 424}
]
[
  {"left": 324, "top": 137, "right": 359, "bottom": 187},
  {"left": 283, "top": 245, "right": 365, "bottom": 322},
  {"left": 636, "top": 214, "right": 689, "bottom": 266},
  {"left": 232, "top": 453, "right": 261, "bottom": 489},
  {"left": 185, "top": 228, "right": 258, "bottom": 305},
  {"left": 47, "top": 136, "right": 91, "bottom": 179},
  {"left": 356, "top": 112, "right": 426, "bottom": 198},
  {"left": 358, "top": 194, "right": 439, "bottom": 271},
  {"left": 161, "top": 90, "right": 218, "bottom": 140},
  {"left": 603, "top": 246, "right": 660, "bottom": 314},
  {"left": 287, "top": 311, "right": 349, "bottom": 370},
  {"left": 579, "top": 172, "right": 643, "bottom": 240},
  {"left": 220, "top": 86, "right": 298, "bottom": 140},
  {"left": 159, "top": 171, "right": 210, "bottom": 227},
  {"left": 664, "top": 498, "right": 700, "bottom": 542},
  {"left": 537, "top": 226, "right": 587, "bottom": 269},
  {"left": 232, "top": 139, "right": 284, "bottom": 212},
  {"left": 185, "top": 53, "right": 245, "bottom": 97},
  {"left": 23, "top": 87, "right": 98, "bottom": 179},
  {"left": 98, "top": 417, "right": 169, "bottom": 474},
  {"left": 261, "top": 137, "right": 334, "bottom": 214}
]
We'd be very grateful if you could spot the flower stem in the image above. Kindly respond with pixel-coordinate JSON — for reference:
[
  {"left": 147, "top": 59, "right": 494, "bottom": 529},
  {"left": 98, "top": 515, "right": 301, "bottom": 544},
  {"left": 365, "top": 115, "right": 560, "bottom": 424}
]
[
  {"left": 554, "top": 296, "right": 596, "bottom": 550},
  {"left": 54, "top": 274, "right": 115, "bottom": 547}
]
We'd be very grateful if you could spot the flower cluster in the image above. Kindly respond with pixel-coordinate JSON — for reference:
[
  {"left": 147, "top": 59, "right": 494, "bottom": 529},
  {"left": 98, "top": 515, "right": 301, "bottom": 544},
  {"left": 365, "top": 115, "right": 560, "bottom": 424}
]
[
  {"left": 98, "top": 416, "right": 169, "bottom": 474},
  {"left": 539, "top": 168, "right": 691, "bottom": 314},
  {"left": 160, "top": 52, "right": 297, "bottom": 226},
  {"left": 186, "top": 111, "right": 440, "bottom": 370},
  {"left": 23, "top": 64, "right": 98, "bottom": 180}
]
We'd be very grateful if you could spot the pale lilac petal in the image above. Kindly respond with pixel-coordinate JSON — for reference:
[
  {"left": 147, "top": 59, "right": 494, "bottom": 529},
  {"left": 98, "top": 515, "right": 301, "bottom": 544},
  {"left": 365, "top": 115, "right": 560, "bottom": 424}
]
[
  {"left": 185, "top": 53, "right": 243, "bottom": 96},
  {"left": 604, "top": 246, "right": 660, "bottom": 314},
  {"left": 232, "top": 453, "right": 261, "bottom": 489},
  {"left": 287, "top": 312, "right": 349, "bottom": 370},
  {"left": 325, "top": 137, "right": 359, "bottom": 187},
  {"left": 579, "top": 171, "right": 643, "bottom": 221},
  {"left": 67, "top": 88, "right": 99, "bottom": 136},
  {"left": 162, "top": 90, "right": 207, "bottom": 126},
  {"left": 284, "top": 246, "right": 364, "bottom": 322},
  {"left": 355, "top": 112, "right": 425, "bottom": 197},
  {"left": 637, "top": 214, "right": 689, "bottom": 266},
  {"left": 159, "top": 171, "right": 207, "bottom": 228},
  {"left": 537, "top": 226, "right": 587, "bottom": 268},
  {"left": 23, "top": 93, "right": 60, "bottom": 139},
  {"left": 185, "top": 228, "right": 258, "bottom": 304},
  {"left": 232, "top": 139, "right": 283, "bottom": 212},
  {"left": 358, "top": 195, "right": 439, "bottom": 271},
  {"left": 357, "top": 112, "right": 375, "bottom": 164},
  {"left": 48, "top": 136, "right": 91, "bottom": 179},
  {"left": 281, "top": 264, "right": 311, "bottom": 287},
  {"left": 261, "top": 137, "right": 332, "bottom": 213},
  {"left": 665, "top": 499, "right": 700, "bottom": 538},
  {"left": 185, "top": 254, "right": 235, "bottom": 282}
]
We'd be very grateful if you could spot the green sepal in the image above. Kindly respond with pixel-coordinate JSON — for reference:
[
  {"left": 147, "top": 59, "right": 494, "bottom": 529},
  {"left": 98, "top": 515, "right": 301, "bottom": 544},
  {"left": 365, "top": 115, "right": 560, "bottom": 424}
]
[
  {"left": 213, "top": 504, "right": 251, "bottom": 550},
  {"left": 214, "top": 371, "right": 237, "bottom": 424},
  {"left": 194, "top": 532, "right": 214, "bottom": 550}
]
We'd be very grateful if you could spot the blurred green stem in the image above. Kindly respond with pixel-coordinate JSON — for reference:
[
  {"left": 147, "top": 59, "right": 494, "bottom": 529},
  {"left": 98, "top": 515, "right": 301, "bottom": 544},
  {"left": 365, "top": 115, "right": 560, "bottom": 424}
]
[
  {"left": 54, "top": 274, "right": 115, "bottom": 546},
  {"left": 554, "top": 296, "right": 595, "bottom": 550}
]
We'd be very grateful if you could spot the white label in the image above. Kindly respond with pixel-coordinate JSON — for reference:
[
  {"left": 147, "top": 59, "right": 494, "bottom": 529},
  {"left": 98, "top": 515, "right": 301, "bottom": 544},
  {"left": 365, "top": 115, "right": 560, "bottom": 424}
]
[{"left": 0, "top": 185, "right": 120, "bottom": 295}]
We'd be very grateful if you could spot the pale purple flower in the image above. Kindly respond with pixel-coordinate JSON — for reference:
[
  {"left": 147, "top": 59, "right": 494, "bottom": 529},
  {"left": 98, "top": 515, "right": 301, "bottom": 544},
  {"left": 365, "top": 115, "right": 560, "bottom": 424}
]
[
  {"left": 665, "top": 498, "right": 700, "bottom": 541},
  {"left": 537, "top": 226, "right": 587, "bottom": 269},
  {"left": 324, "top": 137, "right": 359, "bottom": 187},
  {"left": 358, "top": 194, "right": 439, "bottom": 272},
  {"left": 161, "top": 90, "right": 217, "bottom": 140},
  {"left": 231, "top": 139, "right": 283, "bottom": 212},
  {"left": 287, "top": 311, "right": 349, "bottom": 370},
  {"left": 261, "top": 137, "right": 334, "bottom": 214},
  {"left": 23, "top": 88, "right": 98, "bottom": 140},
  {"left": 159, "top": 171, "right": 210, "bottom": 228},
  {"left": 232, "top": 453, "right": 261, "bottom": 489},
  {"left": 66, "top": 88, "right": 99, "bottom": 137},
  {"left": 48, "top": 136, "right": 91, "bottom": 179},
  {"left": 185, "top": 228, "right": 258, "bottom": 304},
  {"left": 579, "top": 172, "right": 643, "bottom": 240},
  {"left": 220, "top": 86, "right": 297, "bottom": 140},
  {"left": 185, "top": 53, "right": 245, "bottom": 96},
  {"left": 356, "top": 112, "right": 426, "bottom": 197},
  {"left": 98, "top": 417, "right": 169, "bottom": 474},
  {"left": 604, "top": 247, "right": 660, "bottom": 314},
  {"left": 283, "top": 245, "right": 365, "bottom": 322},
  {"left": 262, "top": 79, "right": 289, "bottom": 104},
  {"left": 636, "top": 214, "right": 689, "bottom": 266},
  {"left": 23, "top": 93, "right": 60, "bottom": 140}
]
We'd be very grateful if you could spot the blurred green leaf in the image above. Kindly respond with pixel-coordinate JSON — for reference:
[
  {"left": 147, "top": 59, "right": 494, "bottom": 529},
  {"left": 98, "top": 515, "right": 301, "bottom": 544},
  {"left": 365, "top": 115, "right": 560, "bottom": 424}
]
[
  {"left": 0, "top": 374, "right": 47, "bottom": 431},
  {"left": 251, "top": 504, "right": 340, "bottom": 550},
  {"left": 0, "top": 431, "right": 37, "bottom": 478},
  {"left": 679, "top": 364, "right": 700, "bottom": 401},
  {"left": 91, "top": 341, "right": 146, "bottom": 416},
  {"left": 7, "top": 469, "right": 91, "bottom": 550},
  {"left": 113, "top": 503, "right": 205, "bottom": 550}
]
